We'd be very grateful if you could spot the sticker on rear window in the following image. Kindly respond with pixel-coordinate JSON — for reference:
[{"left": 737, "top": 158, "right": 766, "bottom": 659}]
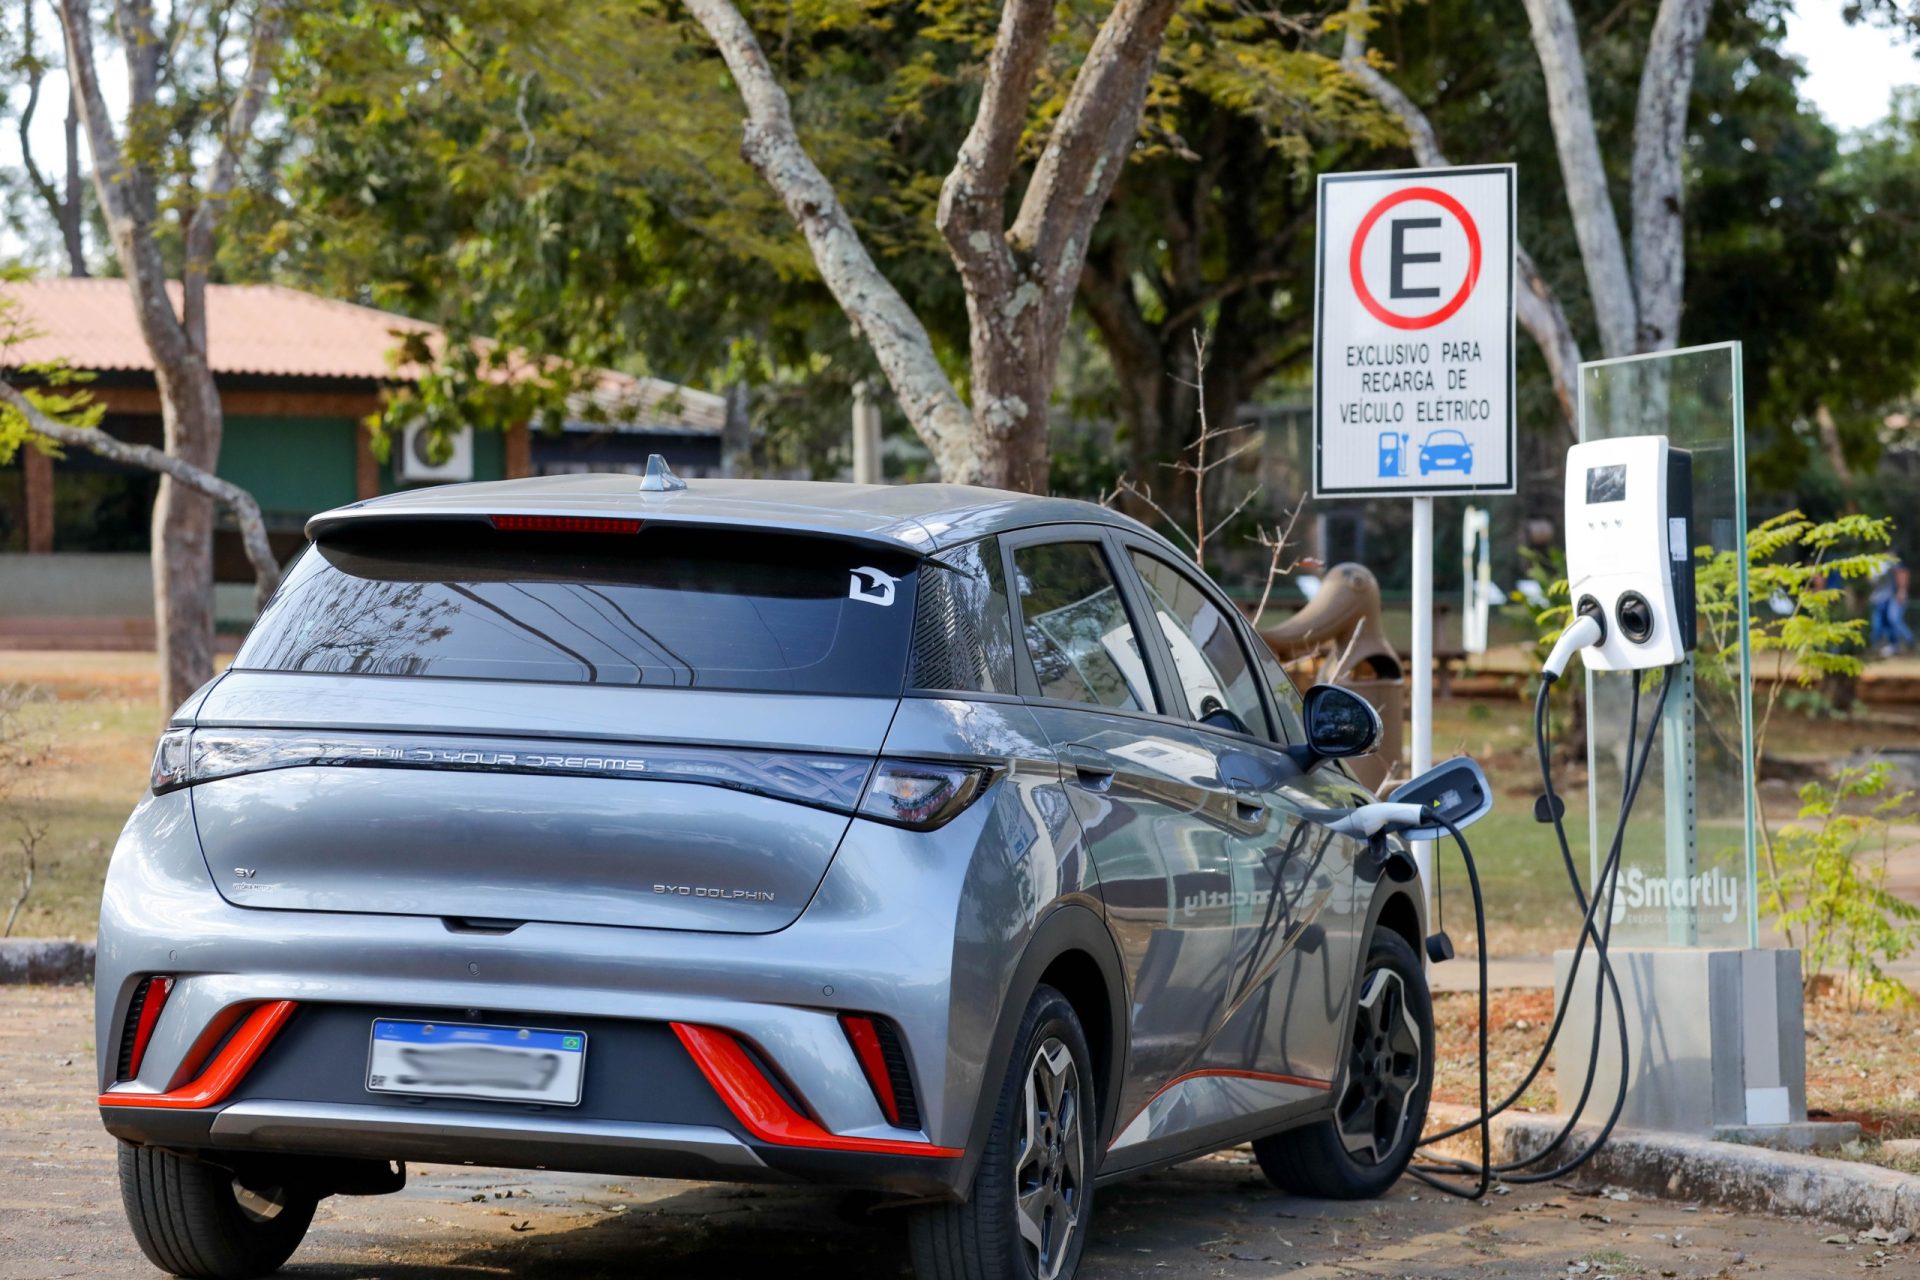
[{"left": 849, "top": 566, "right": 900, "bottom": 606}]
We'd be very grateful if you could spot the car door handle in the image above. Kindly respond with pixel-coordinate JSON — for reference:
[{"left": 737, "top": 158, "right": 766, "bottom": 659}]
[
  {"left": 1234, "top": 793, "right": 1266, "bottom": 823},
  {"left": 1058, "top": 745, "right": 1117, "bottom": 792},
  {"left": 1074, "top": 765, "right": 1116, "bottom": 793}
]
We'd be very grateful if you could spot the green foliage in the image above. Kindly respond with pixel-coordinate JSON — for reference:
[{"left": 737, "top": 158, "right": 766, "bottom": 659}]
[
  {"left": 0, "top": 273, "right": 103, "bottom": 466},
  {"left": 1688, "top": 509, "right": 1905, "bottom": 998},
  {"left": 1498, "top": 545, "right": 1588, "bottom": 743},
  {"left": 1739, "top": 88, "right": 1920, "bottom": 489},
  {"left": 1502, "top": 544, "right": 1571, "bottom": 668},
  {"left": 1761, "top": 763, "right": 1920, "bottom": 1011},
  {"left": 263, "top": 0, "right": 975, "bottom": 471},
  {"left": 1695, "top": 510, "right": 1893, "bottom": 765}
]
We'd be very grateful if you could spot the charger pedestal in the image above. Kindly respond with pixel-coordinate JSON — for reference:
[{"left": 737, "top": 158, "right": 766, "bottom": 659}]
[{"left": 1552, "top": 946, "right": 1855, "bottom": 1151}]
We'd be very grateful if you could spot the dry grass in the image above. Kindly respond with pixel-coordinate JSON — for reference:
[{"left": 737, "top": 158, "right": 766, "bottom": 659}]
[
  {"left": 0, "top": 652, "right": 165, "bottom": 940},
  {"left": 0, "top": 652, "right": 1910, "bottom": 953}
]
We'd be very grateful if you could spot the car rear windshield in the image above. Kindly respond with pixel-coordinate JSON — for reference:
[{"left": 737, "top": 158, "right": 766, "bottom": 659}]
[{"left": 234, "top": 523, "right": 919, "bottom": 695}]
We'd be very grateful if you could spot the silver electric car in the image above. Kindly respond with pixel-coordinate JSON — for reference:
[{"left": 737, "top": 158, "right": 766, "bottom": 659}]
[{"left": 96, "top": 473, "right": 1433, "bottom": 1280}]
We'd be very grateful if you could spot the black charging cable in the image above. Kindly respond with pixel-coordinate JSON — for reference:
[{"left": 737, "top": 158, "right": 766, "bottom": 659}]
[{"left": 1408, "top": 664, "right": 1677, "bottom": 1196}]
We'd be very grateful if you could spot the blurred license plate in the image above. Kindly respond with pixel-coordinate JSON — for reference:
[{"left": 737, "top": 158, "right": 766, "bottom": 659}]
[{"left": 367, "top": 1020, "right": 586, "bottom": 1106}]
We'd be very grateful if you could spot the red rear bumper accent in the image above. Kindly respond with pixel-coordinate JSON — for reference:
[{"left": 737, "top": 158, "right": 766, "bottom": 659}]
[
  {"left": 99, "top": 1000, "right": 297, "bottom": 1110},
  {"left": 672, "top": 1022, "right": 960, "bottom": 1158},
  {"left": 123, "top": 976, "right": 174, "bottom": 1080},
  {"left": 839, "top": 1014, "right": 902, "bottom": 1126}
]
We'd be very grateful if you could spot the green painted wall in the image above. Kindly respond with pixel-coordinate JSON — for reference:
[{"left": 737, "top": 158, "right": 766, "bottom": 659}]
[
  {"left": 219, "top": 415, "right": 359, "bottom": 516},
  {"left": 218, "top": 416, "right": 509, "bottom": 520}
]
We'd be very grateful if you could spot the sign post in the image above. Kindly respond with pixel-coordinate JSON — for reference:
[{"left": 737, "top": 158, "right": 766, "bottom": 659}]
[{"left": 1313, "top": 164, "right": 1516, "bottom": 909}]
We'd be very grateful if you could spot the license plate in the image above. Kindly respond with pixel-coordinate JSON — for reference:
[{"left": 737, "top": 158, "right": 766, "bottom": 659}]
[{"left": 367, "top": 1019, "right": 586, "bottom": 1106}]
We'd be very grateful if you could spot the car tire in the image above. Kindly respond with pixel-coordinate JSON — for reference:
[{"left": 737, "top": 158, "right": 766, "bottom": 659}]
[
  {"left": 1251, "top": 928, "right": 1432, "bottom": 1200},
  {"left": 118, "top": 1143, "right": 317, "bottom": 1279},
  {"left": 908, "top": 984, "right": 1096, "bottom": 1280}
]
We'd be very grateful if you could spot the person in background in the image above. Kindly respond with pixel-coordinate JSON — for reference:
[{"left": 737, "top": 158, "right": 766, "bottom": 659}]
[{"left": 1870, "top": 555, "right": 1914, "bottom": 657}]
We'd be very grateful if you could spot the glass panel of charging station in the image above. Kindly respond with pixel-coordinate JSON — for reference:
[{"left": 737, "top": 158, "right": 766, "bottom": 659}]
[{"left": 1577, "top": 342, "right": 1759, "bottom": 948}]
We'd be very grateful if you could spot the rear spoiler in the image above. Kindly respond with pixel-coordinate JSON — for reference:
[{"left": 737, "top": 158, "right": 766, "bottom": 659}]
[{"left": 303, "top": 506, "right": 952, "bottom": 565}]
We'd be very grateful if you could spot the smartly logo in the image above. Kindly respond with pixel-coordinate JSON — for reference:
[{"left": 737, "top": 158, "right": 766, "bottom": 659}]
[{"left": 1609, "top": 865, "right": 1742, "bottom": 926}]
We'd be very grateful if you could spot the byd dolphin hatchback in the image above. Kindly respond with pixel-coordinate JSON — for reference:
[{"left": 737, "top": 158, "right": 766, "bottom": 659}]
[{"left": 96, "top": 474, "right": 1432, "bottom": 1280}]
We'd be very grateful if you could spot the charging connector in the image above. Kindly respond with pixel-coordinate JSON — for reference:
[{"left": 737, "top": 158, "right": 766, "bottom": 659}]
[{"left": 1542, "top": 608, "right": 1605, "bottom": 681}]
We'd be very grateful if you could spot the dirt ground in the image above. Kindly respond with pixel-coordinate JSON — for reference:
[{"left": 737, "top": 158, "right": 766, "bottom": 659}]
[
  {"left": 5, "top": 986, "right": 1915, "bottom": 1280},
  {"left": 1428, "top": 983, "right": 1920, "bottom": 1175}
]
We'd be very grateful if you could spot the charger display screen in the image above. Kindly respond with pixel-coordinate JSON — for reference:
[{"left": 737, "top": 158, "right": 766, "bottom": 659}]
[{"left": 1585, "top": 464, "right": 1628, "bottom": 504}]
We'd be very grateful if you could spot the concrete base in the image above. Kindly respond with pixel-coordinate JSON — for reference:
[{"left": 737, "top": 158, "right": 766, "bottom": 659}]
[
  {"left": 1554, "top": 947, "right": 1807, "bottom": 1138},
  {"left": 1714, "top": 1121, "right": 1861, "bottom": 1153},
  {"left": 1428, "top": 1102, "right": 1920, "bottom": 1233}
]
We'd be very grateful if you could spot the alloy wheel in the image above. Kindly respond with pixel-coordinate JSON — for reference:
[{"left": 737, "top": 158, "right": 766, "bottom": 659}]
[
  {"left": 1013, "top": 1037, "right": 1084, "bottom": 1280},
  {"left": 231, "top": 1179, "right": 291, "bottom": 1224},
  {"left": 1336, "top": 967, "right": 1422, "bottom": 1164}
]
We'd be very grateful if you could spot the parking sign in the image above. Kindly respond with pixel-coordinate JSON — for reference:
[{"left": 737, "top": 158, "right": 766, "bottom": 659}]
[{"left": 1313, "top": 165, "right": 1515, "bottom": 497}]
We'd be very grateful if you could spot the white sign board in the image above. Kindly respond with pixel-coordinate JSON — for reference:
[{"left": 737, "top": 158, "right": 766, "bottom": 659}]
[{"left": 1313, "top": 165, "right": 1515, "bottom": 497}]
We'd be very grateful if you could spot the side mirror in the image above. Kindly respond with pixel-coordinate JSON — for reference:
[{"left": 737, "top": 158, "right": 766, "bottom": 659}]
[
  {"left": 1292, "top": 684, "right": 1381, "bottom": 767},
  {"left": 1387, "top": 756, "right": 1494, "bottom": 841}
]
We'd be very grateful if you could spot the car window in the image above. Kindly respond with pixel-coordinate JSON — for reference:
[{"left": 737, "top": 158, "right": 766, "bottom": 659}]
[
  {"left": 906, "top": 536, "right": 1016, "bottom": 694},
  {"left": 1127, "top": 551, "right": 1271, "bottom": 739},
  {"left": 1247, "top": 631, "right": 1308, "bottom": 747},
  {"left": 237, "top": 525, "right": 917, "bottom": 695},
  {"left": 1012, "top": 542, "right": 1156, "bottom": 712}
]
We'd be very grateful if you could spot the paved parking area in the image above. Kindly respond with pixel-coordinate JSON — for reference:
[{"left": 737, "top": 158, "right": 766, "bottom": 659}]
[{"left": 3, "top": 985, "right": 1908, "bottom": 1279}]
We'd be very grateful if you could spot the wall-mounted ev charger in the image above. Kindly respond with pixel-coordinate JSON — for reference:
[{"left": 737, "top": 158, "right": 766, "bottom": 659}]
[{"left": 1563, "top": 434, "right": 1696, "bottom": 673}]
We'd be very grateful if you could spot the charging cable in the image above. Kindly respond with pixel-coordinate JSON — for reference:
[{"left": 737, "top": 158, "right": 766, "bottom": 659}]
[
  {"left": 1322, "top": 614, "right": 1680, "bottom": 1199},
  {"left": 1406, "top": 663, "right": 1677, "bottom": 1197}
]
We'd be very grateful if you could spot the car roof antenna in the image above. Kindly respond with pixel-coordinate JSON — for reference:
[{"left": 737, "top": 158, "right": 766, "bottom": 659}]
[{"left": 639, "top": 454, "right": 688, "bottom": 493}]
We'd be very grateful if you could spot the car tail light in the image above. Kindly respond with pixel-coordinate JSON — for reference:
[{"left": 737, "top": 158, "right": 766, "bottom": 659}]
[
  {"left": 148, "top": 728, "right": 872, "bottom": 815},
  {"left": 488, "top": 515, "right": 644, "bottom": 534},
  {"left": 841, "top": 1013, "right": 920, "bottom": 1129},
  {"left": 117, "top": 975, "right": 174, "bottom": 1080},
  {"left": 150, "top": 729, "right": 192, "bottom": 794},
  {"left": 857, "top": 760, "right": 993, "bottom": 831}
]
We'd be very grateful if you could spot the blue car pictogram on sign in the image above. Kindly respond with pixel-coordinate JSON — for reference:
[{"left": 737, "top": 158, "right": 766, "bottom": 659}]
[{"left": 1418, "top": 429, "right": 1473, "bottom": 476}]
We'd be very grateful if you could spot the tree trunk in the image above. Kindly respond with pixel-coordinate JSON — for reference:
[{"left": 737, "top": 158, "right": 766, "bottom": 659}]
[
  {"left": 151, "top": 364, "right": 224, "bottom": 709},
  {"left": 1630, "top": 0, "right": 1712, "bottom": 353},
  {"left": 59, "top": 0, "right": 284, "bottom": 709},
  {"left": 1340, "top": 5, "right": 1584, "bottom": 431},
  {"left": 691, "top": 0, "right": 1174, "bottom": 494},
  {"left": 1519, "top": 0, "right": 1638, "bottom": 358},
  {"left": 966, "top": 319, "right": 1054, "bottom": 491},
  {"left": 62, "top": 89, "right": 86, "bottom": 277}
]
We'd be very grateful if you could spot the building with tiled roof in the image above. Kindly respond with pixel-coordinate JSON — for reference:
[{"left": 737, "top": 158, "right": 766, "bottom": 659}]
[{"left": 0, "top": 278, "right": 733, "bottom": 648}]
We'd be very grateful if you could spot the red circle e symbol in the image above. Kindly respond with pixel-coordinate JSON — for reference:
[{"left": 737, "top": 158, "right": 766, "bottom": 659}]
[{"left": 1348, "top": 186, "right": 1481, "bottom": 331}]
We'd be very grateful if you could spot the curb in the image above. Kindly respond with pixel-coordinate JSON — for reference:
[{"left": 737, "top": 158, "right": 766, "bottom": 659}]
[
  {"left": 1427, "top": 1103, "right": 1920, "bottom": 1232},
  {"left": 0, "top": 939, "right": 95, "bottom": 984}
]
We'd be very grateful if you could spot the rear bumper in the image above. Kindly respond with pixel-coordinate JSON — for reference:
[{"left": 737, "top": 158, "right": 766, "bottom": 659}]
[
  {"left": 96, "top": 793, "right": 994, "bottom": 1198},
  {"left": 105, "top": 1100, "right": 764, "bottom": 1176},
  {"left": 102, "top": 1099, "right": 967, "bottom": 1195}
]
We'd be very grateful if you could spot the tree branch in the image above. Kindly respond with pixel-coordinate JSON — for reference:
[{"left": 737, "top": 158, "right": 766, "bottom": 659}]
[
  {"left": 1629, "top": 0, "right": 1711, "bottom": 353},
  {"left": 683, "top": 0, "right": 977, "bottom": 480},
  {"left": 936, "top": 0, "right": 1055, "bottom": 302},
  {"left": 0, "top": 381, "right": 281, "bottom": 606},
  {"left": 183, "top": 1, "right": 285, "bottom": 354},
  {"left": 1009, "top": 0, "right": 1179, "bottom": 329},
  {"left": 1340, "top": 3, "right": 1583, "bottom": 429},
  {"left": 16, "top": 1, "right": 62, "bottom": 225},
  {"left": 1519, "top": 0, "right": 1638, "bottom": 357},
  {"left": 61, "top": 0, "right": 192, "bottom": 374}
]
